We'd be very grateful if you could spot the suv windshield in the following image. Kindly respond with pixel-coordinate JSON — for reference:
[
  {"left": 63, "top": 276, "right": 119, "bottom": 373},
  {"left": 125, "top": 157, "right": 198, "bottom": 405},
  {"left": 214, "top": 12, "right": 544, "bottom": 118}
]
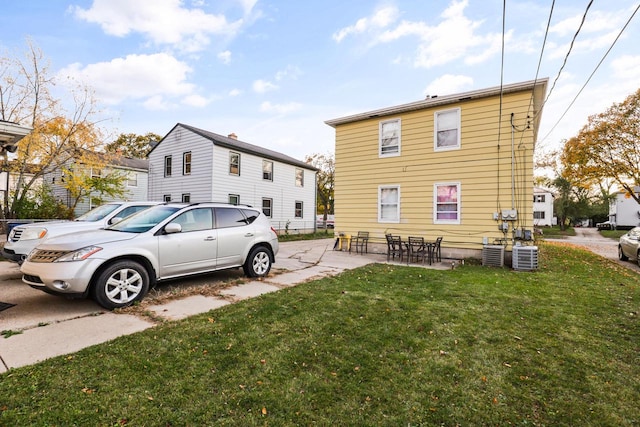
[
  {"left": 75, "top": 204, "right": 121, "bottom": 222},
  {"left": 108, "top": 206, "right": 182, "bottom": 233}
]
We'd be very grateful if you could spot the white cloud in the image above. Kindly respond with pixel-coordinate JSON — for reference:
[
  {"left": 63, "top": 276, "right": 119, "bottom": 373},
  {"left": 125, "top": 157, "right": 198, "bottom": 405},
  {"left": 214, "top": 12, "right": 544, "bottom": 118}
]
[
  {"left": 217, "top": 50, "right": 232, "bottom": 65},
  {"left": 253, "top": 79, "right": 278, "bottom": 94},
  {"left": 259, "top": 101, "right": 302, "bottom": 114},
  {"left": 424, "top": 74, "right": 474, "bottom": 96},
  {"left": 182, "top": 94, "right": 211, "bottom": 107},
  {"left": 229, "top": 88, "right": 243, "bottom": 97},
  {"left": 142, "top": 95, "right": 170, "bottom": 111},
  {"left": 275, "top": 65, "right": 302, "bottom": 81},
  {"left": 72, "top": 0, "right": 243, "bottom": 52},
  {"left": 611, "top": 55, "right": 640, "bottom": 80},
  {"left": 335, "top": 0, "right": 502, "bottom": 69},
  {"left": 57, "top": 53, "right": 195, "bottom": 105},
  {"left": 332, "top": 5, "right": 399, "bottom": 43}
]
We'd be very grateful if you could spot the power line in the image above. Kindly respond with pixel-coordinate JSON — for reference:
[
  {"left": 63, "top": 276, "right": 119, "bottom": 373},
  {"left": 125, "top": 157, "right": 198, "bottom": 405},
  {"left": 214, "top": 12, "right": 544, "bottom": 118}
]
[
  {"left": 539, "top": 2, "right": 640, "bottom": 143},
  {"left": 542, "top": 0, "right": 594, "bottom": 108}
]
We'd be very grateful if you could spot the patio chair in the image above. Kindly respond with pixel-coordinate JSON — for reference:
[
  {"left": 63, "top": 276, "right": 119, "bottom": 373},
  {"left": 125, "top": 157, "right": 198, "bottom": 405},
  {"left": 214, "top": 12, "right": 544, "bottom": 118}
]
[
  {"left": 407, "top": 236, "right": 429, "bottom": 265},
  {"left": 351, "top": 231, "right": 369, "bottom": 254},
  {"left": 433, "top": 237, "right": 443, "bottom": 263},
  {"left": 385, "top": 234, "right": 405, "bottom": 262}
]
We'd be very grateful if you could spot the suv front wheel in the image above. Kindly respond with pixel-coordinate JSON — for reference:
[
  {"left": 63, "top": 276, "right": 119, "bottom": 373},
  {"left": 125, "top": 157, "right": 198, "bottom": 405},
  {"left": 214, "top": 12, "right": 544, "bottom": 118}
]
[
  {"left": 244, "top": 246, "right": 272, "bottom": 278},
  {"left": 92, "top": 260, "right": 150, "bottom": 309}
]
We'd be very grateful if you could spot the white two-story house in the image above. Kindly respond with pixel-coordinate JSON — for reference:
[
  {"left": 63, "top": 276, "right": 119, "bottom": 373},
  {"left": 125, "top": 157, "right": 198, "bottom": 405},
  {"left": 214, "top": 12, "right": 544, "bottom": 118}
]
[
  {"left": 147, "top": 123, "right": 318, "bottom": 233},
  {"left": 533, "top": 187, "right": 555, "bottom": 227}
]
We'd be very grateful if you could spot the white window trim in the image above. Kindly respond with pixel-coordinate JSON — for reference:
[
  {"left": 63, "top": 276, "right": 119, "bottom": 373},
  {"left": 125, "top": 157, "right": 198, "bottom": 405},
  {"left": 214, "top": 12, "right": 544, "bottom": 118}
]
[
  {"left": 378, "top": 185, "right": 400, "bottom": 223},
  {"left": 229, "top": 152, "right": 240, "bottom": 176},
  {"left": 295, "top": 168, "right": 304, "bottom": 187},
  {"left": 379, "top": 118, "right": 401, "bottom": 158},
  {"left": 434, "top": 108, "right": 461, "bottom": 152},
  {"left": 433, "top": 182, "right": 461, "bottom": 224}
]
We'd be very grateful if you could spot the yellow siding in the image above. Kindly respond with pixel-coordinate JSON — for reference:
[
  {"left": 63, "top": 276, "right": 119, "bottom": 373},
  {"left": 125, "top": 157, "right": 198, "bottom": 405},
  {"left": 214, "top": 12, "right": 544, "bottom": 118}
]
[{"left": 334, "top": 89, "right": 537, "bottom": 252}]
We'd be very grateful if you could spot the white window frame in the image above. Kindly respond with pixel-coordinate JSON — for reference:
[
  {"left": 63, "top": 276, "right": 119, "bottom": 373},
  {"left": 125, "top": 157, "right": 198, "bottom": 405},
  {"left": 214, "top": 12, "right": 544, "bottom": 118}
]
[
  {"left": 229, "top": 152, "right": 240, "bottom": 176},
  {"left": 127, "top": 172, "right": 138, "bottom": 187},
  {"left": 262, "top": 198, "right": 273, "bottom": 218},
  {"left": 434, "top": 108, "right": 461, "bottom": 151},
  {"left": 379, "top": 118, "right": 401, "bottom": 157},
  {"left": 164, "top": 155, "right": 172, "bottom": 177},
  {"left": 434, "top": 182, "right": 461, "bottom": 224},
  {"left": 183, "top": 151, "right": 192, "bottom": 175},
  {"left": 229, "top": 194, "right": 240, "bottom": 205},
  {"left": 295, "top": 168, "right": 304, "bottom": 187},
  {"left": 263, "top": 160, "right": 273, "bottom": 181},
  {"left": 378, "top": 185, "right": 400, "bottom": 223},
  {"left": 295, "top": 201, "right": 303, "bottom": 218}
]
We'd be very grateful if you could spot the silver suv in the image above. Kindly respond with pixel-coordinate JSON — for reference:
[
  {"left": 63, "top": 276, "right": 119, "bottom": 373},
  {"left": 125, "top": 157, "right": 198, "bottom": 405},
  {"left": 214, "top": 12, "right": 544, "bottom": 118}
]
[
  {"left": 21, "top": 202, "right": 279, "bottom": 310},
  {"left": 3, "top": 201, "right": 159, "bottom": 264}
]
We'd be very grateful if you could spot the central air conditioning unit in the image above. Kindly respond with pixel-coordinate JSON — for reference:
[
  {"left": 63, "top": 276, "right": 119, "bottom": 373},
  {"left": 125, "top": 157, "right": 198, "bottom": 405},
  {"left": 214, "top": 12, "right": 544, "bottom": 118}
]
[
  {"left": 512, "top": 245, "right": 539, "bottom": 271},
  {"left": 482, "top": 245, "right": 504, "bottom": 267}
]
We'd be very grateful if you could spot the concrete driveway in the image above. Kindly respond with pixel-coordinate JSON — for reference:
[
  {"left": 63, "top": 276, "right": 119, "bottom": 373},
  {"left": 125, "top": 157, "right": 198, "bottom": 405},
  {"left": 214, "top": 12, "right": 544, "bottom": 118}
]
[{"left": 0, "top": 238, "right": 386, "bottom": 371}]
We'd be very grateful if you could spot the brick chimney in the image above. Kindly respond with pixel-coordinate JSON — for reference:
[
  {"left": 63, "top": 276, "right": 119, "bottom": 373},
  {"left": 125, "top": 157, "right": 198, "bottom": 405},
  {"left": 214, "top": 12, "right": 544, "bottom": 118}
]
[{"left": 228, "top": 133, "right": 237, "bottom": 140}]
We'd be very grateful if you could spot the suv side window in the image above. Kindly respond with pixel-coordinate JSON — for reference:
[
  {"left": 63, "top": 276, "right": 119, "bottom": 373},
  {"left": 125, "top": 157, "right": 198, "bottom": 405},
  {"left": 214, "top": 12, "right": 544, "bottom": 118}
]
[
  {"left": 215, "top": 207, "right": 248, "bottom": 228},
  {"left": 170, "top": 208, "right": 213, "bottom": 232},
  {"left": 241, "top": 209, "right": 259, "bottom": 224}
]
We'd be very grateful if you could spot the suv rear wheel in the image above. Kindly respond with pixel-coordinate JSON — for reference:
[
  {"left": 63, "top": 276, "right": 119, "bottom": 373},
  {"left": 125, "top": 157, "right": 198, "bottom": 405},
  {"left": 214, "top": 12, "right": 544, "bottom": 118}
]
[
  {"left": 243, "top": 246, "right": 272, "bottom": 277},
  {"left": 619, "top": 246, "right": 629, "bottom": 261},
  {"left": 92, "top": 260, "right": 150, "bottom": 309}
]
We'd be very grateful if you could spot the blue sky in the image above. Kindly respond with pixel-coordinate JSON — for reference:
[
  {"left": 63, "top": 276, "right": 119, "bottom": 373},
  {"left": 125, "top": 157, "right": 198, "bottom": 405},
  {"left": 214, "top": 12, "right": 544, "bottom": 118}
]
[{"left": 2, "top": 0, "right": 639, "bottom": 161}]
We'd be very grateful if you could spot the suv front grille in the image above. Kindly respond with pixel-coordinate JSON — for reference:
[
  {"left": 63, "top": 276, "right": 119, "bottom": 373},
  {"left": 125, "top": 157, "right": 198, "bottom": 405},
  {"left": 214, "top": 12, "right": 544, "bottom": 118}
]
[
  {"left": 10, "top": 229, "right": 23, "bottom": 241},
  {"left": 29, "top": 249, "right": 69, "bottom": 263}
]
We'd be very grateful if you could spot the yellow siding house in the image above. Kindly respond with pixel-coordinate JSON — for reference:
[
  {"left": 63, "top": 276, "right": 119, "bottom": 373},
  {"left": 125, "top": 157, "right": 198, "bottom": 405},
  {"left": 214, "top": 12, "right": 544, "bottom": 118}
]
[{"left": 325, "top": 79, "right": 548, "bottom": 260}]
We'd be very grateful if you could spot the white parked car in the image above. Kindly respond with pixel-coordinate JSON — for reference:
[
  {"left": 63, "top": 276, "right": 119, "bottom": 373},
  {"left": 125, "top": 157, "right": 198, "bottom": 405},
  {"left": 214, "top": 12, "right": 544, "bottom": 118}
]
[
  {"left": 2, "top": 201, "right": 159, "bottom": 264},
  {"left": 21, "top": 202, "right": 279, "bottom": 310},
  {"left": 618, "top": 226, "right": 640, "bottom": 265}
]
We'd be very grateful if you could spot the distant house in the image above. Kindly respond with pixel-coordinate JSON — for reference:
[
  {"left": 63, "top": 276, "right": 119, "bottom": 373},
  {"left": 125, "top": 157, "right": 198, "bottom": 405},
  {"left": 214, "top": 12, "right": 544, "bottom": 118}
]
[
  {"left": 325, "top": 79, "right": 548, "bottom": 259},
  {"left": 608, "top": 187, "right": 640, "bottom": 229},
  {"left": 147, "top": 123, "right": 318, "bottom": 233},
  {"left": 46, "top": 152, "right": 149, "bottom": 216},
  {"left": 533, "top": 187, "right": 555, "bottom": 227}
]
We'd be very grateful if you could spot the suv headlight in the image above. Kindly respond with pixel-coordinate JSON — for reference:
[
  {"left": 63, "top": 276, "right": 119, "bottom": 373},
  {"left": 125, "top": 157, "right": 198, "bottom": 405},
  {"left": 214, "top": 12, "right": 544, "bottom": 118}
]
[
  {"left": 18, "top": 227, "right": 48, "bottom": 240},
  {"left": 54, "top": 246, "right": 103, "bottom": 262}
]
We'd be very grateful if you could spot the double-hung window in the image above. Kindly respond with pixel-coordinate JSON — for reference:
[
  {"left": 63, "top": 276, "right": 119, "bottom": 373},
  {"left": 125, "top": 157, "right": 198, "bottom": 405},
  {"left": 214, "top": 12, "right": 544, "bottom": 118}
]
[
  {"left": 378, "top": 185, "right": 400, "bottom": 222},
  {"left": 164, "top": 156, "right": 172, "bottom": 177},
  {"left": 262, "top": 198, "right": 273, "bottom": 218},
  {"left": 434, "top": 182, "right": 460, "bottom": 224},
  {"left": 295, "top": 201, "right": 303, "bottom": 218},
  {"left": 229, "top": 152, "right": 240, "bottom": 176},
  {"left": 263, "top": 160, "right": 273, "bottom": 181},
  {"left": 435, "top": 108, "right": 460, "bottom": 150},
  {"left": 183, "top": 152, "right": 191, "bottom": 175},
  {"left": 379, "top": 119, "right": 400, "bottom": 157},
  {"left": 127, "top": 172, "right": 138, "bottom": 187},
  {"left": 295, "top": 168, "right": 304, "bottom": 187}
]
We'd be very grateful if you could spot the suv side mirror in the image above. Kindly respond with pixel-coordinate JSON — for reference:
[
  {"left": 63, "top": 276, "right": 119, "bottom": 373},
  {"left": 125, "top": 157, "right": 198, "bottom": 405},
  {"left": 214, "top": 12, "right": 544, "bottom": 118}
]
[{"left": 164, "top": 223, "right": 182, "bottom": 234}]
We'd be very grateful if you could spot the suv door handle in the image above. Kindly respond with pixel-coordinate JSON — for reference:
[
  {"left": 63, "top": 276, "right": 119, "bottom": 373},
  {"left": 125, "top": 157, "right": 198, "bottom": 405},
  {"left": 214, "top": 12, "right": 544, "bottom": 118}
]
[
  {"left": 204, "top": 236, "right": 216, "bottom": 241},
  {"left": 244, "top": 233, "right": 254, "bottom": 237}
]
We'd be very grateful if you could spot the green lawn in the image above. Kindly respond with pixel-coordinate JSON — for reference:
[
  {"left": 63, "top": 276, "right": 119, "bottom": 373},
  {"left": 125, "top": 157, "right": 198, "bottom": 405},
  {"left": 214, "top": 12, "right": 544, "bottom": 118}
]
[{"left": 1, "top": 242, "right": 639, "bottom": 425}]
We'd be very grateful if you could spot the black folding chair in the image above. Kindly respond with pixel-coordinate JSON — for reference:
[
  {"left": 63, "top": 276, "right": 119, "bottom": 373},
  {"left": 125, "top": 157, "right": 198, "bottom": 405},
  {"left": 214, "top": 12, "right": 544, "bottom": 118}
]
[
  {"left": 351, "top": 231, "right": 369, "bottom": 254},
  {"left": 385, "top": 234, "right": 405, "bottom": 262}
]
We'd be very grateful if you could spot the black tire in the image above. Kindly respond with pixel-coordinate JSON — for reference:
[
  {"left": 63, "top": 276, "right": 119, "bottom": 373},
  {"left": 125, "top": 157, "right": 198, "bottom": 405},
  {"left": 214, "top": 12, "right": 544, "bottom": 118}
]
[
  {"left": 243, "top": 246, "right": 272, "bottom": 278},
  {"left": 619, "top": 246, "right": 629, "bottom": 261},
  {"left": 92, "top": 260, "right": 150, "bottom": 310}
]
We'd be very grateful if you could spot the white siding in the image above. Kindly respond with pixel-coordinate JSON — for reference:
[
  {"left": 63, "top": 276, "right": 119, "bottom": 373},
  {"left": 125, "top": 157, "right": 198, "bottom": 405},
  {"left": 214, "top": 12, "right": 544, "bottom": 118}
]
[
  {"left": 149, "top": 125, "right": 317, "bottom": 233},
  {"left": 148, "top": 128, "right": 215, "bottom": 202},
  {"left": 211, "top": 145, "right": 316, "bottom": 231}
]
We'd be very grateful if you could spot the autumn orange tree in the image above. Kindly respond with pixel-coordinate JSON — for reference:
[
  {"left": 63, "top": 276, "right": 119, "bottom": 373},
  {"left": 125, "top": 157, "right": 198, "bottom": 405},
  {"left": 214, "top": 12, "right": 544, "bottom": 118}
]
[
  {"left": 0, "top": 41, "right": 113, "bottom": 218},
  {"left": 561, "top": 88, "right": 640, "bottom": 203}
]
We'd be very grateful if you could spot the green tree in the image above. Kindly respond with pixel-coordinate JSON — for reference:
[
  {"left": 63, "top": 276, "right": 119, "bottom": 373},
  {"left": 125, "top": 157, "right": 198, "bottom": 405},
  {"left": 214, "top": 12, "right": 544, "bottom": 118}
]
[
  {"left": 105, "top": 132, "right": 161, "bottom": 158},
  {"left": 305, "top": 152, "right": 334, "bottom": 220}
]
